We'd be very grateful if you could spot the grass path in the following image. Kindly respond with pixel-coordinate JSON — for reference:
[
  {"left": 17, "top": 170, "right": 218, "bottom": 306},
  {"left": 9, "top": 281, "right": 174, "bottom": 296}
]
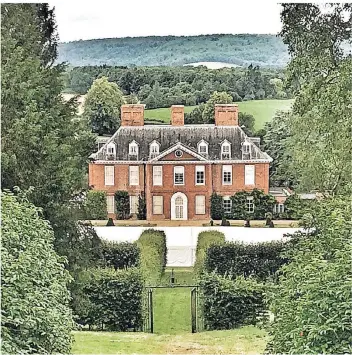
[{"left": 72, "top": 327, "right": 268, "bottom": 354}]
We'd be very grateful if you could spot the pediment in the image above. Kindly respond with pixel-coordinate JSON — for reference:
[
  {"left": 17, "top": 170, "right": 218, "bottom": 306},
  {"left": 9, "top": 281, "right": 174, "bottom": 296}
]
[{"left": 150, "top": 143, "right": 208, "bottom": 162}]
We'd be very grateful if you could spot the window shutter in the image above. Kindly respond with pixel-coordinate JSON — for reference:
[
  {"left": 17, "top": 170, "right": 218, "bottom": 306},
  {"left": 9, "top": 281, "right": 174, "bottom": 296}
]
[
  {"left": 153, "top": 166, "right": 163, "bottom": 186},
  {"left": 153, "top": 196, "right": 163, "bottom": 214},
  {"left": 106, "top": 195, "right": 115, "bottom": 214},
  {"left": 195, "top": 195, "right": 205, "bottom": 214},
  {"left": 104, "top": 166, "right": 114, "bottom": 186},
  {"left": 245, "top": 165, "right": 255, "bottom": 185},
  {"left": 129, "top": 166, "right": 139, "bottom": 186}
]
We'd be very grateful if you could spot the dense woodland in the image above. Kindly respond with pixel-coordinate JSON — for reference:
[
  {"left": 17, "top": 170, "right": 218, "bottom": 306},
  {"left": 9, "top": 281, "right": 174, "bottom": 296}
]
[
  {"left": 58, "top": 34, "right": 290, "bottom": 67},
  {"left": 65, "top": 65, "right": 291, "bottom": 107}
]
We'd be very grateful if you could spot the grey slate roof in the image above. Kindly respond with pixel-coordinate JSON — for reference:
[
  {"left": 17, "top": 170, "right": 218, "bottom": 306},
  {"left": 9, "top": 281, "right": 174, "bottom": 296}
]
[{"left": 90, "top": 124, "right": 272, "bottom": 162}]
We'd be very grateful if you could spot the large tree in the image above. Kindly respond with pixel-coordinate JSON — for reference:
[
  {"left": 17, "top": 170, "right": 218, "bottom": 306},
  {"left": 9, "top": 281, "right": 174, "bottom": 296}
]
[
  {"left": 84, "top": 76, "right": 125, "bottom": 135},
  {"left": 281, "top": 3, "right": 352, "bottom": 196}
]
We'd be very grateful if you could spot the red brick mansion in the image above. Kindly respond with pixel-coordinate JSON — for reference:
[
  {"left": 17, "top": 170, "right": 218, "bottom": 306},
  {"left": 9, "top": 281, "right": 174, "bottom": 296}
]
[{"left": 88, "top": 104, "right": 273, "bottom": 221}]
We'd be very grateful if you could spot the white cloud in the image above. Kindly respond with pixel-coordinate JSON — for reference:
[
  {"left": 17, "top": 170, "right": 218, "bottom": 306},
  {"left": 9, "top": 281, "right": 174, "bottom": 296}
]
[{"left": 48, "top": 0, "right": 283, "bottom": 42}]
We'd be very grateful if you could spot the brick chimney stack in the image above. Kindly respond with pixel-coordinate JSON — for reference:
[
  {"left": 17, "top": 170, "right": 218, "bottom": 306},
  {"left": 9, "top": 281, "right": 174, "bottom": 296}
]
[
  {"left": 214, "top": 104, "right": 239, "bottom": 126},
  {"left": 171, "top": 105, "right": 184, "bottom": 126},
  {"left": 121, "top": 104, "right": 145, "bottom": 126}
]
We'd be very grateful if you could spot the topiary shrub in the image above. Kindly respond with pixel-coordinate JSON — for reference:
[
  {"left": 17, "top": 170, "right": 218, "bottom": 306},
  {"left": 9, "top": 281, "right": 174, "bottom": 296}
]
[
  {"left": 194, "top": 231, "right": 225, "bottom": 276},
  {"left": 210, "top": 193, "right": 224, "bottom": 220},
  {"left": 137, "top": 193, "right": 146, "bottom": 220},
  {"left": 200, "top": 273, "right": 267, "bottom": 330},
  {"left": 114, "top": 191, "right": 130, "bottom": 220},
  {"left": 136, "top": 229, "right": 167, "bottom": 285},
  {"left": 106, "top": 218, "right": 114, "bottom": 226},
  {"left": 102, "top": 241, "right": 140, "bottom": 270},
  {"left": 84, "top": 190, "right": 107, "bottom": 220}
]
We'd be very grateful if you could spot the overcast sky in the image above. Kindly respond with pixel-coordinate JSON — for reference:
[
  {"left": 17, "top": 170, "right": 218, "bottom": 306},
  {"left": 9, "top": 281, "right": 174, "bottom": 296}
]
[{"left": 48, "top": 0, "right": 283, "bottom": 43}]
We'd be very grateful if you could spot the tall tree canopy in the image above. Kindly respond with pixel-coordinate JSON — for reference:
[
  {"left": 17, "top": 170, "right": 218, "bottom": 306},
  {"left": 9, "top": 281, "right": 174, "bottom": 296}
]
[{"left": 281, "top": 3, "right": 352, "bottom": 195}]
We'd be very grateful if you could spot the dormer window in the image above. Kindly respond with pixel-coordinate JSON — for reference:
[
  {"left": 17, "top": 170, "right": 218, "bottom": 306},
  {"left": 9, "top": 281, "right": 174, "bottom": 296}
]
[
  {"left": 106, "top": 142, "right": 116, "bottom": 160},
  {"left": 242, "top": 141, "right": 250, "bottom": 154},
  {"left": 221, "top": 140, "right": 231, "bottom": 159},
  {"left": 197, "top": 140, "right": 208, "bottom": 155},
  {"left": 129, "top": 141, "right": 139, "bottom": 158},
  {"left": 149, "top": 140, "right": 160, "bottom": 158}
]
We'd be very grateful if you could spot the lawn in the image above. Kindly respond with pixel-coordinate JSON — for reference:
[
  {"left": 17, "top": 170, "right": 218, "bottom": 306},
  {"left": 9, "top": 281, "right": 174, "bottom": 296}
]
[
  {"left": 72, "top": 326, "right": 269, "bottom": 354},
  {"left": 144, "top": 99, "right": 294, "bottom": 129}
]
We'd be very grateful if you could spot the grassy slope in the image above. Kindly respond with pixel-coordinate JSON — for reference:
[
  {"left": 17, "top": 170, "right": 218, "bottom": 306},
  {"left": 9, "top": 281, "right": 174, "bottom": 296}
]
[{"left": 144, "top": 99, "right": 294, "bottom": 129}]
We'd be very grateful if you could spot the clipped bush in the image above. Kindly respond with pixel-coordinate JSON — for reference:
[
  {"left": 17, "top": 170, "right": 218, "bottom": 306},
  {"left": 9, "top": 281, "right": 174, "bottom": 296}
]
[
  {"left": 83, "top": 267, "right": 143, "bottom": 331},
  {"left": 210, "top": 193, "right": 224, "bottom": 220},
  {"left": 106, "top": 217, "right": 114, "bottom": 226},
  {"left": 84, "top": 190, "right": 107, "bottom": 220},
  {"left": 114, "top": 191, "right": 130, "bottom": 220},
  {"left": 200, "top": 273, "right": 267, "bottom": 330},
  {"left": 102, "top": 241, "right": 140, "bottom": 270},
  {"left": 194, "top": 230, "right": 225, "bottom": 276},
  {"left": 137, "top": 193, "right": 146, "bottom": 220},
  {"left": 137, "top": 229, "right": 167, "bottom": 285},
  {"left": 205, "top": 241, "right": 287, "bottom": 281}
]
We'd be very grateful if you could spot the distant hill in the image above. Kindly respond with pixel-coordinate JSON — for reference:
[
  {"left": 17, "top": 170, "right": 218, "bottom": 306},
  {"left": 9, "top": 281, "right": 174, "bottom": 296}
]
[{"left": 57, "top": 34, "right": 290, "bottom": 68}]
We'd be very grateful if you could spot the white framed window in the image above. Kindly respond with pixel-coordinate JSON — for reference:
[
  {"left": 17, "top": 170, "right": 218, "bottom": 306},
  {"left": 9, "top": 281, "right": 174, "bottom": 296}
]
[
  {"left": 223, "top": 196, "right": 232, "bottom": 214},
  {"left": 195, "top": 195, "right": 206, "bottom": 215},
  {"left": 246, "top": 196, "right": 254, "bottom": 213},
  {"left": 130, "top": 195, "right": 138, "bottom": 214},
  {"left": 221, "top": 141, "right": 231, "bottom": 159},
  {"left": 174, "top": 166, "right": 184, "bottom": 185},
  {"left": 195, "top": 165, "right": 205, "bottom": 185},
  {"left": 273, "top": 203, "right": 285, "bottom": 213},
  {"left": 153, "top": 196, "right": 163, "bottom": 215},
  {"left": 107, "top": 142, "right": 116, "bottom": 154},
  {"left": 245, "top": 165, "right": 255, "bottom": 185},
  {"left": 129, "top": 141, "right": 138, "bottom": 157},
  {"left": 153, "top": 166, "right": 163, "bottom": 186},
  {"left": 106, "top": 195, "right": 115, "bottom": 214},
  {"left": 150, "top": 141, "right": 160, "bottom": 158},
  {"left": 222, "top": 165, "right": 232, "bottom": 185},
  {"left": 129, "top": 166, "right": 139, "bottom": 186},
  {"left": 104, "top": 165, "right": 114, "bottom": 186},
  {"left": 197, "top": 140, "right": 208, "bottom": 155},
  {"left": 242, "top": 141, "right": 250, "bottom": 154}
]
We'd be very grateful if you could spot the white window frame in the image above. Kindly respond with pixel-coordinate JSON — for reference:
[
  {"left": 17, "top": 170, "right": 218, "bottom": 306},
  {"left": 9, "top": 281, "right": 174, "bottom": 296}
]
[
  {"left": 222, "top": 165, "right": 232, "bottom": 185},
  {"left": 274, "top": 203, "right": 285, "bottom": 213},
  {"left": 106, "top": 195, "right": 115, "bottom": 214},
  {"left": 195, "top": 195, "right": 206, "bottom": 215},
  {"left": 153, "top": 166, "right": 163, "bottom": 186},
  {"left": 104, "top": 165, "right": 114, "bottom": 186},
  {"left": 129, "top": 195, "right": 138, "bottom": 214},
  {"left": 150, "top": 141, "right": 160, "bottom": 158},
  {"left": 129, "top": 166, "right": 139, "bottom": 186},
  {"left": 153, "top": 196, "right": 163, "bottom": 215},
  {"left": 246, "top": 196, "right": 254, "bottom": 213},
  {"left": 242, "top": 141, "right": 250, "bottom": 154},
  {"left": 245, "top": 165, "right": 255, "bottom": 185},
  {"left": 195, "top": 165, "right": 205, "bottom": 185},
  {"left": 197, "top": 140, "right": 208, "bottom": 155},
  {"left": 107, "top": 142, "right": 116, "bottom": 155},
  {"left": 129, "top": 141, "right": 138, "bottom": 157},
  {"left": 221, "top": 141, "right": 231, "bottom": 159},
  {"left": 174, "top": 166, "right": 185, "bottom": 185},
  {"left": 223, "top": 196, "right": 232, "bottom": 214}
]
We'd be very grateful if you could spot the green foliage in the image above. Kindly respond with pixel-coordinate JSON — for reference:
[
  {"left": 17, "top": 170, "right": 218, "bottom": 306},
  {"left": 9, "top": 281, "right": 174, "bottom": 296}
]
[
  {"left": 283, "top": 193, "right": 316, "bottom": 220},
  {"left": 238, "top": 112, "right": 255, "bottom": 135},
  {"left": 114, "top": 191, "right": 130, "bottom": 220},
  {"left": 202, "top": 91, "right": 233, "bottom": 123},
  {"left": 84, "top": 190, "right": 107, "bottom": 220},
  {"left": 137, "top": 229, "right": 167, "bottom": 285},
  {"left": 210, "top": 193, "right": 224, "bottom": 220},
  {"left": 205, "top": 241, "right": 287, "bottom": 282},
  {"left": 84, "top": 76, "right": 124, "bottom": 135},
  {"left": 137, "top": 193, "right": 147, "bottom": 220},
  {"left": 102, "top": 241, "right": 140, "bottom": 270},
  {"left": 58, "top": 34, "right": 290, "bottom": 67},
  {"left": 106, "top": 217, "right": 115, "bottom": 226},
  {"left": 266, "top": 197, "right": 352, "bottom": 353},
  {"left": 81, "top": 268, "right": 144, "bottom": 331},
  {"left": 200, "top": 273, "right": 267, "bottom": 330},
  {"left": 194, "top": 231, "right": 225, "bottom": 276},
  {"left": 1, "top": 191, "right": 73, "bottom": 354}
]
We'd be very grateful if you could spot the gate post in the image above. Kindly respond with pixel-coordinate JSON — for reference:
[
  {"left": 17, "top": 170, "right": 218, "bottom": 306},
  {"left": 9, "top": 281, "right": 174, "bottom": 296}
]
[
  {"left": 191, "top": 287, "right": 197, "bottom": 333},
  {"left": 148, "top": 288, "right": 154, "bottom": 334}
]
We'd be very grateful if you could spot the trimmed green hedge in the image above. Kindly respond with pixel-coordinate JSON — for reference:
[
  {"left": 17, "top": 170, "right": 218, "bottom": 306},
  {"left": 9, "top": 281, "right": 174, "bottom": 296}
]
[
  {"left": 81, "top": 267, "right": 143, "bottom": 330},
  {"left": 137, "top": 229, "right": 167, "bottom": 285},
  {"left": 194, "top": 230, "right": 225, "bottom": 275},
  {"left": 200, "top": 273, "right": 267, "bottom": 330},
  {"left": 115, "top": 191, "right": 130, "bottom": 220},
  {"left": 84, "top": 190, "right": 107, "bottom": 220},
  {"left": 102, "top": 241, "right": 140, "bottom": 270},
  {"left": 205, "top": 241, "right": 287, "bottom": 281}
]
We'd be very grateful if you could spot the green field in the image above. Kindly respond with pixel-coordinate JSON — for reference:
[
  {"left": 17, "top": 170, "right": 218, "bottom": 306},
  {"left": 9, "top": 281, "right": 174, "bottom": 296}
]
[{"left": 144, "top": 99, "right": 294, "bottom": 129}]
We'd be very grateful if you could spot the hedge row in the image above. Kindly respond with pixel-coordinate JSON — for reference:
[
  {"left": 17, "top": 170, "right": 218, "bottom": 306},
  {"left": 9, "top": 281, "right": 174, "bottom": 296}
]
[
  {"left": 200, "top": 273, "right": 267, "bottom": 330},
  {"left": 84, "top": 190, "right": 107, "bottom": 220},
  {"left": 75, "top": 268, "right": 143, "bottom": 330},
  {"left": 194, "top": 230, "right": 225, "bottom": 275},
  {"left": 205, "top": 241, "right": 287, "bottom": 281},
  {"left": 102, "top": 241, "right": 140, "bottom": 270},
  {"left": 137, "top": 229, "right": 167, "bottom": 285}
]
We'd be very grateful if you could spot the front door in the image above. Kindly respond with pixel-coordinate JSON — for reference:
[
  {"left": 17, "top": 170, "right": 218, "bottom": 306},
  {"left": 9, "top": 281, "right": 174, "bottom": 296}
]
[
  {"left": 175, "top": 197, "right": 184, "bottom": 219},
  {"left": 171, "top": 192, "right": 188, "bottom": 220}
]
